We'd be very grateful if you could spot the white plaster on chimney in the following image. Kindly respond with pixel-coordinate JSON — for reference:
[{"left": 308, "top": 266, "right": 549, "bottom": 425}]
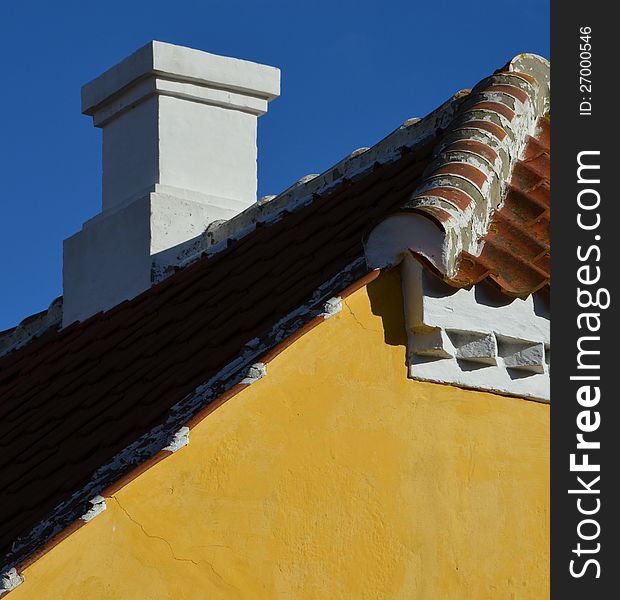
[{"left": 63, "top": 41, "right": 280, "bottom": 327}]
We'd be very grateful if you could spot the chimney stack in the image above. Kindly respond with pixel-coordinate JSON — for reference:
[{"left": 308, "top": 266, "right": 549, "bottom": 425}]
[{"left": 63, "top": 41, "right": 280, "bottom": 326}]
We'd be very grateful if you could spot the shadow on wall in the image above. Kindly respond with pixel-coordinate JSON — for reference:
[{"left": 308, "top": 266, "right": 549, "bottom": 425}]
[{"left": 366, "top": 267, "right": 408, "bottom": 357}]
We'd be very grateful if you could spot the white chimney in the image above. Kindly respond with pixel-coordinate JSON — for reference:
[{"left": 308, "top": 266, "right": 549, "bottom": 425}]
[{"left": 63, "top": 41, "right": 280, "bottom": 326}]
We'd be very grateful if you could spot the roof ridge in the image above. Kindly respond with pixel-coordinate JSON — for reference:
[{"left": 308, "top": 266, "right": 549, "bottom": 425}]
[
  {"left": 151, "top": 92, "right": 467, "bottom": 281},
  {"left": 403, "top": 54, "right": 550, "bottom": 277}
]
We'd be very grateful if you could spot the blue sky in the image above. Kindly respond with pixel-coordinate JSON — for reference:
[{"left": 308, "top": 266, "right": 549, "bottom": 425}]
[{"left": 0, "top": 0, "right": 549, "bottom": 331}]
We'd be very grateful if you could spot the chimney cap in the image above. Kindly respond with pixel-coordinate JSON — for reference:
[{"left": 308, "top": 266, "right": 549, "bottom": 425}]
[{"left": 81, "top": 40, "right": 280, "bottom": 116}]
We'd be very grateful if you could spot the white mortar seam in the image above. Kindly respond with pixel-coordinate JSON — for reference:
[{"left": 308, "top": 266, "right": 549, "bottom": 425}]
[
  {"left": 80, "top": 496, "right": 107, "bottom": 522},
  {"left": 163, "top": 427, "right": 190, "bottom": 452},
  {"left": 0, "top": 569, "right": 23, "bottom": 595},
  {"left": 0, "top": 258, "right": 369, "bottom": 576},
  {"left": 241, "top": 363, "right": 267, "bottom": 384},
  {"left": 321, "top": 297, "right": 342, "bottom": 319}
]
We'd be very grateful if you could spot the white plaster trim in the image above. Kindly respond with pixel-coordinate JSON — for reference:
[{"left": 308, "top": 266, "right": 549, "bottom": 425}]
[
  {"left": 402, "top": 256, "right": 549, "bottom": 401},
  {"left": 321, "top": 297, "right": 342, "bottom": 319},
  {"left": 241, "top": 362, "right": 267, "bottom": 384},
  {"left": 408, "top": 348, "right": 549, "bottom": 401},
  {"left": 0, "top": 297, "right": 62, "bottom": 358},
  {"left": 0, "top": 569, "right": 23, "bottom": 595},
  {"left": 81, "top": 41, "right": 280, "bottom": 115},
  {"left": 80, "top": 496, "right": 107, "bottom": 522},
  {"left": 401, "top": 256, "right": 549, "bottom": 345},
  {"left": 163, "top": 427, "right": 190, "bottom": 452},
  {"left": 92, "top": 76, "right": 269, "bottom": 127}
]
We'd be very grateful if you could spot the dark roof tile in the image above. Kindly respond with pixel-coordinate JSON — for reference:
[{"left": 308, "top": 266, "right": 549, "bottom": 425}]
[{"left": 0, "top": 138, "right": 437, "bottom": 567}]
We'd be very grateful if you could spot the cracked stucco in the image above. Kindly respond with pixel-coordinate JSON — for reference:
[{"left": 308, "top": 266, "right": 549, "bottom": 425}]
[{"left": 111, "top": 497, "right": 199, "bottom": 567}]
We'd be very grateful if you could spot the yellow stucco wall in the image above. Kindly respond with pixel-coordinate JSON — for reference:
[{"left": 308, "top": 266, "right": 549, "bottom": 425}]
[{"left": 11, "top": 269, "right": 549, "bottom": 599}]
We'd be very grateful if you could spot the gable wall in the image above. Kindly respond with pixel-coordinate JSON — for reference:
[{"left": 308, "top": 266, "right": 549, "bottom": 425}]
[{"left": 10, "top": 269, "right": 549, "bottom": 599}]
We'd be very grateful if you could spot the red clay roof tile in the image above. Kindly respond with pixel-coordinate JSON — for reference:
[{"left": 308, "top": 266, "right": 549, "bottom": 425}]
[{"left": 442, "top": 117, "right": 550, "bottom": 296}]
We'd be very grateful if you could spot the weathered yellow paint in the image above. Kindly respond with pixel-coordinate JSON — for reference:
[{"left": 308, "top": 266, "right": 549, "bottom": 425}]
[{"left": 12, "top": 269, "right": 549, "bottom": 599}]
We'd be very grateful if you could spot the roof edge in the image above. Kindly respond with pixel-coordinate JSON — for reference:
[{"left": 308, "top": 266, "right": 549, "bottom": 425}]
[
  {"left": 0, "top": 263, "right": 379, "bottom": 583},
  {"left": 152, "top": 90, "right": 468, "bottom": 282}
]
